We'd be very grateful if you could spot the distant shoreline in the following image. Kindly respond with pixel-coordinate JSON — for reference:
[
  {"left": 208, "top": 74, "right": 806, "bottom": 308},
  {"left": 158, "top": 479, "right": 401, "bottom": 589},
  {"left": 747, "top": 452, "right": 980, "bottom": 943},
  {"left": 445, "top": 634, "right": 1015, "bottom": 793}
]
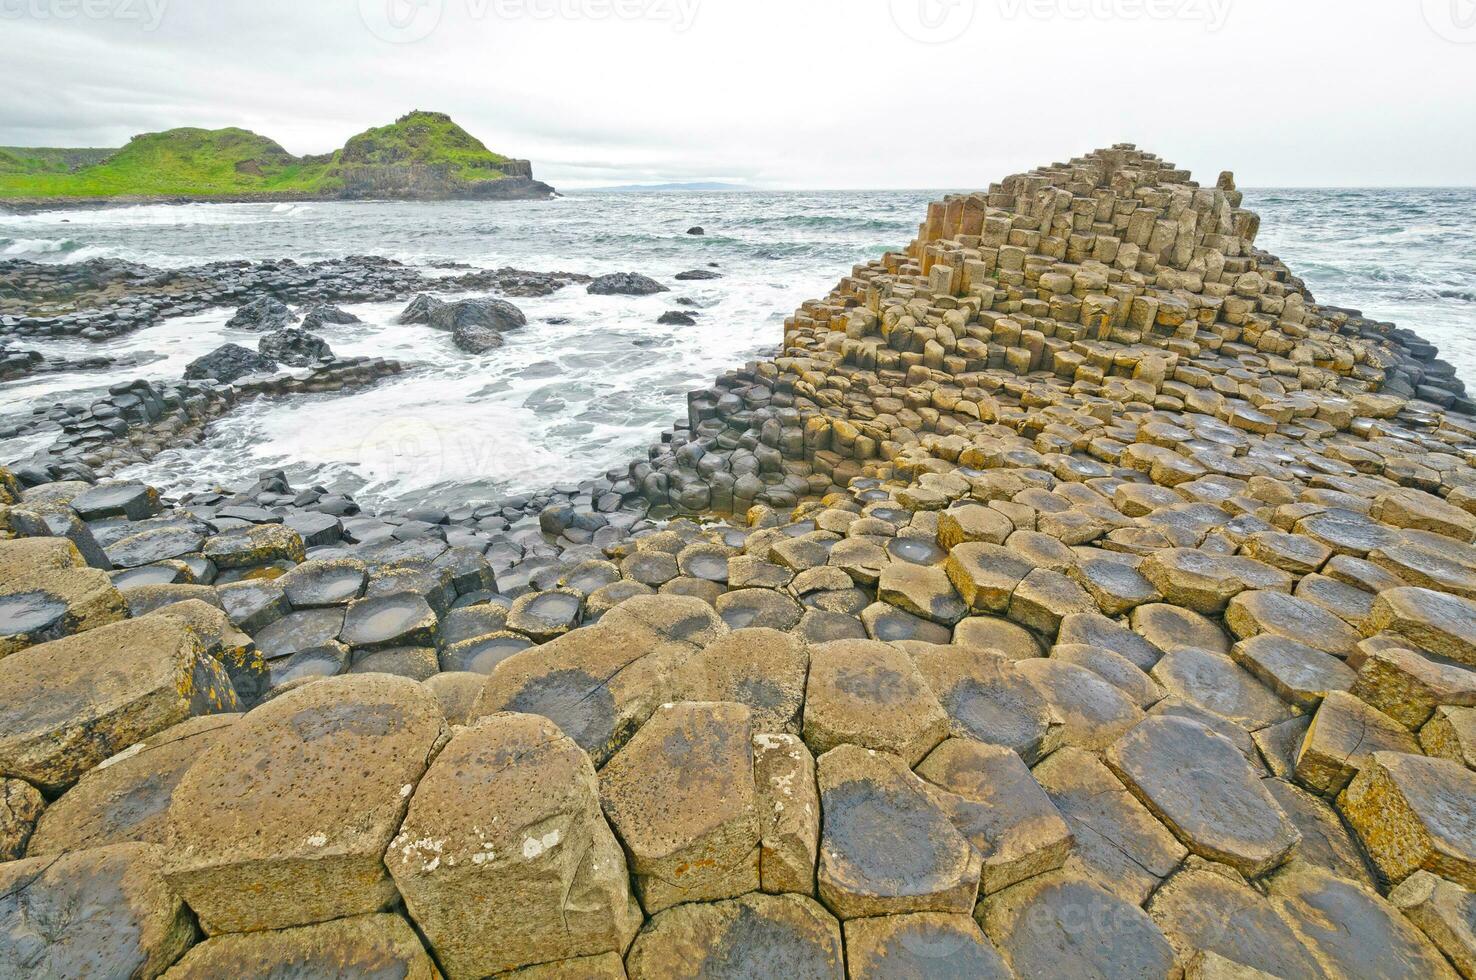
[{"left": 0, "top": 183, "right": 559, "bottom": 215}]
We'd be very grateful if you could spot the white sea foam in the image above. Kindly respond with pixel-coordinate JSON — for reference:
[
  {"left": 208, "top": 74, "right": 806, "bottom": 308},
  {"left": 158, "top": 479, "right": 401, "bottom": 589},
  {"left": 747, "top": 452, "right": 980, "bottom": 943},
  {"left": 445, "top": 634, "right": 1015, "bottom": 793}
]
[
  {"left": 105, "top": 274, "right": 808, "bottom": 507},
  {"left": 1, "top": 236, "right": 74, "bottom": 256}
]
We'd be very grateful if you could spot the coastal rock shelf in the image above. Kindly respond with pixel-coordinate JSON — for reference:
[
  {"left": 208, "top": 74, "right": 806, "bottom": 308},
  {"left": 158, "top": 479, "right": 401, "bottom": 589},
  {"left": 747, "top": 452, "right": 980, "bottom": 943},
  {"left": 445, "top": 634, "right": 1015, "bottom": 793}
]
[
  {"left": 0, "top": 255, "right": 589, "bottom": 344},
  {"left": 2, "top": 146, "right": 1476, "bottom": 977},
  {"left": 6, "top": 358, "right": 407, "bottom": 481}
]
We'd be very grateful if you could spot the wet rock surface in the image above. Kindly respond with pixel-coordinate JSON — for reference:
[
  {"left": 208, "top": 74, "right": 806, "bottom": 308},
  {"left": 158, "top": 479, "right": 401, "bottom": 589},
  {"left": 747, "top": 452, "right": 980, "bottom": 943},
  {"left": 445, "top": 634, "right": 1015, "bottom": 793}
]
[
  {"left": 27, "top": 713, "right": 240, "bottom": 856},
  {"left": 226, "top": 295, "right": 294, "bottom": 331},
  {"left": 626, "top": 892, "right": 843, "bottom": 979},
  {"left": 588, "top": 272, "right": 669, "bottom": 296},
  {"left": 3, "top": 145, "right": 1476, "bottom": 974},
  {"left": 844, "top": 911, "right": 1010, "bottom": 979},
  {"left": 258, "top": 325, "right": 333, "bottom": 366},
  {"left": 0, "top": 842, "right": 196, "bottom": 978},
  {"left": 8, "top": 359, "right": 407, "bottom": 480},
  {"left": 183, "top": 342, "right": 277, "bottom": 383},
  {"left": 1108, "top": 715, "right": 1301, "bottom": 876},
  {"left": 815, "top": 744, "right": 980, "bottom": 919},
  {"left": 981, "top": 870, "right": 1179, "bottom": 978},
  {"left": 0, "top": 254, "right": 585, "bottom": 341}
]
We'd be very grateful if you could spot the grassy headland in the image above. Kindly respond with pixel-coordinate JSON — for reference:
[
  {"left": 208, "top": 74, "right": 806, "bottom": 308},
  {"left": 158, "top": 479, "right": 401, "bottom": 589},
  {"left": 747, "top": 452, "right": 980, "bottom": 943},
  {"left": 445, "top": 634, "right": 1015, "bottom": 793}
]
[{"left": 0, "top": 111, "right": 551, "bottom": 205}]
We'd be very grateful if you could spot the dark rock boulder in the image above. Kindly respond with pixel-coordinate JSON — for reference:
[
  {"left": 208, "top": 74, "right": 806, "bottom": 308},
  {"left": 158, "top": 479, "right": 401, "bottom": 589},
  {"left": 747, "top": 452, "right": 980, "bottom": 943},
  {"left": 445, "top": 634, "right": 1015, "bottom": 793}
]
[
  {"left": 184, "top": 344, "right": 277, "bottom": 383},
  {"left": 429, "top": 297, "right": 527, "bottom": 334},
  {"left": 452, "top": 323, "right": 504, "bottom": 354},
  {"left": 0, "top": 345, "right": 44, "bottom": 381},
  {"left": 587, "top": 273, "right": 669, "bottom": 296},
  {"left": 675, "top": 269, "right": 722, "bottom": 281},
  {"left": 226, "top": 296, "right": 294, "bottom": 331},
  {"left": 398, "top": 294, "right": 445, "bottom": 325},
  {"left": 658, "top": 311, "right": 697, "bottom": 326},
  {"left": 299, "top": 305, "right": 361, "bottom": 330},
  {"left": 259, "top": 328, "right": 333, "bottom": 367}
]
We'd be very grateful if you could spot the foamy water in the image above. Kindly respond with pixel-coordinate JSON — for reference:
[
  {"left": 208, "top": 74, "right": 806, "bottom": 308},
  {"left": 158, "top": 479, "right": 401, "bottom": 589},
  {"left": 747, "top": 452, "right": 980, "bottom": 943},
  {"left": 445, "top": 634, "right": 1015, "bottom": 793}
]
[{"left": 1249, "top": 188, "right": 1476, "bottom": 384}]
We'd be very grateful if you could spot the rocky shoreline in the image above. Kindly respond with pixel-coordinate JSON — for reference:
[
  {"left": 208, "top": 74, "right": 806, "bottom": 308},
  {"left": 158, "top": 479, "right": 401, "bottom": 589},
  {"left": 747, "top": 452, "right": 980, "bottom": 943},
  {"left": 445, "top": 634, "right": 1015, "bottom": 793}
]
[
  {"left": 0, "top": 254, "right": 587, "bottom": 341},
  {"left": 2, "top": 145, "right": 1476, "bottom": 977}
]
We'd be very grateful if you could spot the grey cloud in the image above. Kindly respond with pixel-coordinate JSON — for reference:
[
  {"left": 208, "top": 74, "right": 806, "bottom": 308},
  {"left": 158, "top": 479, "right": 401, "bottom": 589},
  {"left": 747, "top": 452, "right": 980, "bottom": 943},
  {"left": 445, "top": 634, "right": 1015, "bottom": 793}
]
[{"left": 2, "top": 0, "right": 1473, "bottom": 187}]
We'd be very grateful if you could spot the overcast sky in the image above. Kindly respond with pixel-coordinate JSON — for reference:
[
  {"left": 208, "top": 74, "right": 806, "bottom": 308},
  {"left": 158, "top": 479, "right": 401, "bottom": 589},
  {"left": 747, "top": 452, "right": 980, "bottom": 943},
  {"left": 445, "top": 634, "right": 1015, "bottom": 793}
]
[{"left": 3, "top": 0, "right": 1474, "bottom": 188}]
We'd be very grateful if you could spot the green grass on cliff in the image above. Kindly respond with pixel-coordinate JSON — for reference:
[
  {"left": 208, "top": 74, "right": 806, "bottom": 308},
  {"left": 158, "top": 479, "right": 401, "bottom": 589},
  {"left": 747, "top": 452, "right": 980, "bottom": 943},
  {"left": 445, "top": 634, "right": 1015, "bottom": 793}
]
[
  {"left": 0, "top": 128, "right": 328, "bottom": 197},
  {"left": 338, "top": 111, "right": 512, "bottom": 182},
  {"left": 0, "top": 146, "right": 115, "bottom": 175},
  {"left": 0, "top": 111, "right": 518, "bottom": 200}
]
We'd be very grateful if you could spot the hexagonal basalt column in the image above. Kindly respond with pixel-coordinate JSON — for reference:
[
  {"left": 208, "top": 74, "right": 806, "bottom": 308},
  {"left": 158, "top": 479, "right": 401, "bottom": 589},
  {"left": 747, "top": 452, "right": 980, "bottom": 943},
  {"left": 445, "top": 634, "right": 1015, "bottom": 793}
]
[
  {"left": 599, "top": 701, "right": 761, "bottom": 913},
  {"left": 388, "top": 712, "right": 640, "bottom": 978}
]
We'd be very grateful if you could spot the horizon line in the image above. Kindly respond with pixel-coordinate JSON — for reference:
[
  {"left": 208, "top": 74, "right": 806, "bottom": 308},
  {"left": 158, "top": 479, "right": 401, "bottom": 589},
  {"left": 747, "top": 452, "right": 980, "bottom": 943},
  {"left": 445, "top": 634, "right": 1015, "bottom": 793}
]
[{"left": 557, "top": 184, "right": 1476, "bottom": 192}]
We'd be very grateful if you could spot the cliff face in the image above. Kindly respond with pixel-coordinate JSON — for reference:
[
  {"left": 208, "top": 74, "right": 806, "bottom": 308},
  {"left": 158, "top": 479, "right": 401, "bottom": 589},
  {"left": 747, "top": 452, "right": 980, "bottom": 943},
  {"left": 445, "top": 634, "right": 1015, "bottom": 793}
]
[
  {"left": 331, "top": 165, "right": 554, "bottom": 201},
  {"left": 325, "top": 111, "right": 554, "bottom": 200},
  {"left": 0, "top": 110, "right": 555, "bottom": 206}
]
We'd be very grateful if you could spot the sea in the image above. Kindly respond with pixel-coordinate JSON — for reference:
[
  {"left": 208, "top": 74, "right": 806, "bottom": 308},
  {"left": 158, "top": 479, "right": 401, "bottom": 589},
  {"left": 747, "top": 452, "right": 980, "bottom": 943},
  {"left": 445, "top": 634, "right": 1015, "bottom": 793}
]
[{"left": 2, "top": 188, "right": 1473, "bottom": 511}]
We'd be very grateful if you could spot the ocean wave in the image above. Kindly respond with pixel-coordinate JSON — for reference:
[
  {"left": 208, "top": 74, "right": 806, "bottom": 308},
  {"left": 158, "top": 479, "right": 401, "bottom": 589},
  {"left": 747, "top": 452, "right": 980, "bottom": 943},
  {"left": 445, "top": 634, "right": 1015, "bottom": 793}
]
[
  {"left": 752, "top": 241, "right": 903, "bottom": 261},
  {"left": 0, "top": 236, "right": 82, "bottom": 256},
  {"left": 1334, "top": 224, "right": 1459, "bottom": 247},
  {"left": 738, "top": 214, "right": 910, "bottom": 233},
  {"left": 16, "top": 201, "right": 301, "bottom": 228},
  {"left": 1377, "top": 286, "right": 1476, "bottom": 304}
]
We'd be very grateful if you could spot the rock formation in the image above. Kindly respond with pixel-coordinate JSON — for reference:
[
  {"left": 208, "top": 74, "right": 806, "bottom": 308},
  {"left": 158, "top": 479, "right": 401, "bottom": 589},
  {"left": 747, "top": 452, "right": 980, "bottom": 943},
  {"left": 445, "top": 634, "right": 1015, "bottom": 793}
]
[
  {"left": 1, "top": 145, "right": 1475, "bottom": 977},
  {"left": 183, "top": 343, "right": 278, "bottom": 383}
]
